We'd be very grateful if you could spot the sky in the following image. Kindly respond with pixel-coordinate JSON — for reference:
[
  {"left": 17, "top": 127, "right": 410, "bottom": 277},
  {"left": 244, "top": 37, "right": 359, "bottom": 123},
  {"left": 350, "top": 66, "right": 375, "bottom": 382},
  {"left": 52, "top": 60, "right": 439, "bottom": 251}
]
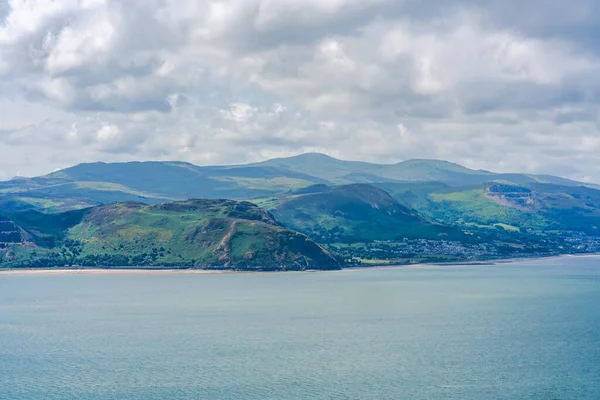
[{"left": 0, "top": 0, "right": 599, "bottom": 182}]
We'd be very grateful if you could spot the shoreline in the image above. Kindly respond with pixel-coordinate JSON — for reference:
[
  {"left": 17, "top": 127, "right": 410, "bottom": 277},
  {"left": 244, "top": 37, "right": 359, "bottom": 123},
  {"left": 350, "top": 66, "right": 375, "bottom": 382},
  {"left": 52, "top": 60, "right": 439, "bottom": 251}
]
[
  {"left": 0, "top": 268, "right": 233, "bottom": 276},
  {"left": 348, "top": 252, "right": 600, "bottom": 272},
  {"left": 1, "top": 253, "right": 599, "bottom": 276}
]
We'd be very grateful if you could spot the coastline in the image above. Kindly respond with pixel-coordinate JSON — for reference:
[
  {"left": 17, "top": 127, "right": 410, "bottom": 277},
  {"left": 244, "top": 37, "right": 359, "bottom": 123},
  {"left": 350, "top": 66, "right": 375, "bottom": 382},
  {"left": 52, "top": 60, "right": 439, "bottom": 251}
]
[
  {"left": 354, "top": 252, "right": 600, "bottom": 272},
  {"left": 0, "top": 268, "right": 234, "bottom": 276},
  {"left": 1, "top": 253, "right": 599, "bottom": 276}
]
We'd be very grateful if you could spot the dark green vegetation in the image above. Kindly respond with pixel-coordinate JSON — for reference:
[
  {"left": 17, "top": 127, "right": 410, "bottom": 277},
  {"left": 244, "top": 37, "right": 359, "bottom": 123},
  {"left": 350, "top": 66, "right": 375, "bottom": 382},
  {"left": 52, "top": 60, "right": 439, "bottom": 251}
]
[
  {"left": 256, "top": 184, "right": 463, "bottom": 243},
  {"left": 1, "top": 153, "right": 600, "bottom": 268},
  {"left": 0, "top": 200, "right": 340, "bottom": 270}
]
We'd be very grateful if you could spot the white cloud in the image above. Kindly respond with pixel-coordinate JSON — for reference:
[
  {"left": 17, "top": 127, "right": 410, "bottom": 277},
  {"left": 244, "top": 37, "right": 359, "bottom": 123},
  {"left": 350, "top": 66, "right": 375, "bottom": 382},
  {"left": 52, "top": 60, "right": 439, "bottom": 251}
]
[
  {"left": 44, "top": 7, "right": 116, "bottom": 75},
  {"left": 96, "top": 124, "right": 120, "bottom": 142},
  {"left": 0, "top": 0, "right": 599, "bottom": 182},
  {"left": 221, "top": 103, "right": 257, "bottom": 123}
]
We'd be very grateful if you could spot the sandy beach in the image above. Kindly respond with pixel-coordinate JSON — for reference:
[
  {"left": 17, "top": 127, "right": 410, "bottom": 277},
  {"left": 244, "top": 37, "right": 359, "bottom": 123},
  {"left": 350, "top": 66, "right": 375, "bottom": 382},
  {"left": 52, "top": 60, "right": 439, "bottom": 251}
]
[
  {"left": 0, "top": 268, "right": 232, "bottom": 276},
  {"left": 1, "top": 253, "right": 598, "bottom": 276}
]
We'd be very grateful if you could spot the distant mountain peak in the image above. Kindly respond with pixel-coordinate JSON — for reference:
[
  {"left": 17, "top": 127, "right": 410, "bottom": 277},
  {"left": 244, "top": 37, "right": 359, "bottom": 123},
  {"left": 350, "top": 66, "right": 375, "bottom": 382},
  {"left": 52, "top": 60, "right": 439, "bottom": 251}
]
[
  {"left": 290, "top": 152, "right": 337, "bottom": 158},
  {"left": 264, "top": 152, "right": 341, "bottom": 163},
  {"left": 9, "top": 176, "right": 29, "bottom": 181}
]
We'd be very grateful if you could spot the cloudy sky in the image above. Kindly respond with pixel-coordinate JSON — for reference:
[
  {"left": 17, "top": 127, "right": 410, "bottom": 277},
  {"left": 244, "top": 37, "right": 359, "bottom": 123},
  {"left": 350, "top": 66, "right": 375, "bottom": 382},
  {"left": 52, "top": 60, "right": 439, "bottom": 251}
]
[{"left": 1, "top": 0, "right": 599, "bottom": 182}]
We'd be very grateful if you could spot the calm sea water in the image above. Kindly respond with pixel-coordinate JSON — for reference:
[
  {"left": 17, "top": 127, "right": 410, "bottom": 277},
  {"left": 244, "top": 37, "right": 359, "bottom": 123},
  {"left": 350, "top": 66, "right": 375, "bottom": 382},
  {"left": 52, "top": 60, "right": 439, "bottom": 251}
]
[{"left": 1, "top": 257, "right": 599, "bottom": 400}]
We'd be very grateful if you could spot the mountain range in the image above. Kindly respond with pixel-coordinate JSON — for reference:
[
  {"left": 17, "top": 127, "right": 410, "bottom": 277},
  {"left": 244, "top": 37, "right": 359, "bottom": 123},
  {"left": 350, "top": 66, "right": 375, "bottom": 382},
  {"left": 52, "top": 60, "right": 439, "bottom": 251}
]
[
  {"left": 2, "top": 153, "right": 599, "bottom": 269},
  {"left": 2, "top": 153, "right": 597, "bottom": 213}
]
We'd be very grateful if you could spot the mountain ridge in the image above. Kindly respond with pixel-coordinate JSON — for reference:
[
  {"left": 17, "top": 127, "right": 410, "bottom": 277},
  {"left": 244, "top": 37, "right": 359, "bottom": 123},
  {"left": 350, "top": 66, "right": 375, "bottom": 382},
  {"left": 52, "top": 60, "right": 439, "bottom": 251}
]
[
  {"left": 1, "top": 153, "right": 597, "bottom": 214},
  {"left": 0, "top": 199, "right": 341, "bottom": 270},
  {"left": 13, "top": 152, "right": 594, "bottom": 186}
]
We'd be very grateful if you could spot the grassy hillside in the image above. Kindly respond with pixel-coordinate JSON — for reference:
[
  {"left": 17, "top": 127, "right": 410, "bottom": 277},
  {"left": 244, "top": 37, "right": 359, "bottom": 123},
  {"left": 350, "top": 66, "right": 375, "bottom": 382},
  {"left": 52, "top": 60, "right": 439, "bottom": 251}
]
[
  {"left": 255, "top": 183, "right": 464, "bottom": 243},
  {"left": 0, "top": 162, "right": 327, "bottom": 212},
  {"left": 1, "top": 200, "right": 340, "bottom": 271},
  {"left": 379, "top": 182, "right": 600, "bottom": 236},
  {"left": 0, "top": 181, "right": 172, "bottom": 213},
  {"left": 48, "top": 162, "right": 325, "bottom": 198}
]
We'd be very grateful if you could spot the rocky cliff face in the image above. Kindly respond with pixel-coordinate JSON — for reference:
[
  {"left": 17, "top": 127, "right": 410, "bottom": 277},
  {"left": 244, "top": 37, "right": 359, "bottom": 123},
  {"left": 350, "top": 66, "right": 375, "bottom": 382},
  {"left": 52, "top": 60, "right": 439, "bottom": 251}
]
[
  {"left": 485, "top": 183, "right": 541, "bottom": 211},
  {"left": 0, "top": 215, "right": 31, "bottom": 248}
]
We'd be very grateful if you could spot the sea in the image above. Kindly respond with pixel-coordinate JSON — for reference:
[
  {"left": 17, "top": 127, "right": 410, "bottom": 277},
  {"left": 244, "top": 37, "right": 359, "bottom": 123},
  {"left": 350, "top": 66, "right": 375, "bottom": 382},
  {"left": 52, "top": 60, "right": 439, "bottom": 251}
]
[{"left": 1, "top": 256, "right": 599, "bottom": 399}]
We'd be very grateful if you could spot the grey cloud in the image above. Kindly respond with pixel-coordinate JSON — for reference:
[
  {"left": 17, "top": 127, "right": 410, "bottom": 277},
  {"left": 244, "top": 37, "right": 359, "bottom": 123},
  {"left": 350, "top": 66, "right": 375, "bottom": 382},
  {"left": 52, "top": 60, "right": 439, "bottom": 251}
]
[{"left": 0, "top": 0, "right": 599, "bottom": 182}]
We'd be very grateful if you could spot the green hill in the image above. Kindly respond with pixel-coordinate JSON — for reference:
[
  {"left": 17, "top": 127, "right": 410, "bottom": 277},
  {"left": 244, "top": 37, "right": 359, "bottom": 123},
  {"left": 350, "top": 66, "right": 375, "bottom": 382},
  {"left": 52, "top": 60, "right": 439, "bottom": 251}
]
[
  {"left": 0, "top": 200, "right": 340, "bottom": 271},
  {"left": 256, "top": 183, "right": 463, "bottom": 243},
  {"left": 0, "top": 162, "right": 327, "bottom": 212},
  {"left": 378, "top": 182, "right": 600, "bottom": 236},
  {"left": 47, "top": 162, "right": 326, "bottom": 198}
]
